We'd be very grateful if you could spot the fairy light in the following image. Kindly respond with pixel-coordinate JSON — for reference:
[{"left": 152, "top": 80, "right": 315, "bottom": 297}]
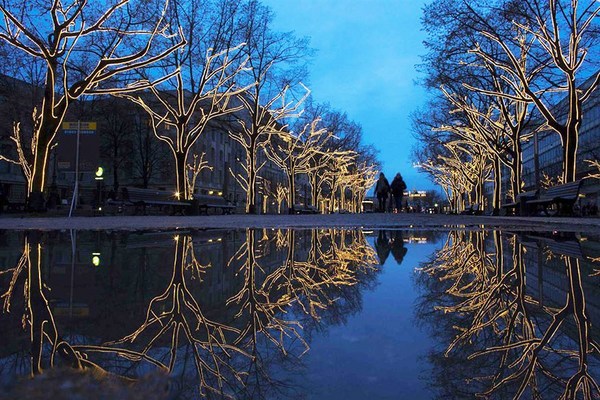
[
  {"left": 121, "top": 44, "right": 251, "bottom": 200},
  {"left": 229, "top": 83, "right": 311, "bottom": 213},
  {"left": 0, "top": 0, "right": 186, "bottom": 197}
]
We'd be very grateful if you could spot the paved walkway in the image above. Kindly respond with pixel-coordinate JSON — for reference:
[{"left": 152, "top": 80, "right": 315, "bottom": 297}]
[{"left": 1, "top": 213, "right": 599, "bottom": 232}]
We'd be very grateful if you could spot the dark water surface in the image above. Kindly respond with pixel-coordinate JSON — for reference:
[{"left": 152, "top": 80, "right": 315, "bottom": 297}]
[{"left": 1, "top": 229, "right": 599, "bottom": 399}]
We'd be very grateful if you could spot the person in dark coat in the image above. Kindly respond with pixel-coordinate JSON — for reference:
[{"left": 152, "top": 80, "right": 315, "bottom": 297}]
[
  {"left": 390, "top": 231, "right": 408, "bottom": 265},
  {"left": 390, "top": 173, "right": 407, "bottom": 213},
  {"left": 375, "top": 230, "right": 391, "bottom": 265},
  {"left": 374, "top": 173, "right": 390, "bottom": 213}
]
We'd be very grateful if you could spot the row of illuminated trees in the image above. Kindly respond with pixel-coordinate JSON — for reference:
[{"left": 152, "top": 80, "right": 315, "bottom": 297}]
[
  {"left": 0, "top": 0, "right": 379, "bottom": 213},
  {"left": 412, "top": 0, "right": 600, "bottom": 214}
]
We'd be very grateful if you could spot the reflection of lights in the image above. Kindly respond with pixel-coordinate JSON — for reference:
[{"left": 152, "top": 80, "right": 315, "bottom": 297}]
[
  {"left": 92, "top": 252, "right": 101, "bottom": 266},
  {"left": 403, "top": 237, "right": 428, "bottom": 244}
]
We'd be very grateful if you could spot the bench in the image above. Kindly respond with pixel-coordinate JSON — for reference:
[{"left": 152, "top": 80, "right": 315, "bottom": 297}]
[
  {"left": 0, "top": 186, "right": 26, "bottom": 213},
  {"left": 121, "top": 187, "right": 190, "bottom": 215},
  {"left": 194, "top": 194, "right": 235, "bottom": 215},
  {"left": 522, "top": 232, "right": 584, "bottom": 260},
  {"left": 293, "top": 204, "right": 319, "bottom": 214},
  {"left": 460, "top": 203, "right": 482, "bottom": 215},
  {"left": 526, "top": 180, "right": 585, "bottom": 216},
  {"left": 501, "top": 190, "right": 538, "bottom": 216}
]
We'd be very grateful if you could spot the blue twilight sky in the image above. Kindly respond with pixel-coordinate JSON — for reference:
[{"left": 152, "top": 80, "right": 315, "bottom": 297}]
[{"left": 263, "top": 0, "right": 434, "bottom": 191}]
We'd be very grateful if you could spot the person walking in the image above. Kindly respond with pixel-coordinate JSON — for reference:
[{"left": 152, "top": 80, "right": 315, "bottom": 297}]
[
  {"left": 374, "top": 172, "right": 390, "bottom": 213},
  {"left": 390, "top": 173, "right": 407, "bottom": 213}
]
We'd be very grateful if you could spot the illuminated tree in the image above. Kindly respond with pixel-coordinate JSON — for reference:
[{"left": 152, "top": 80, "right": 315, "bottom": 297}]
[
  {"left": 122, "top": 43, "right": 251, "bottom": 200},
  {"left": 229, "top": 0, "right": 312, "bottom": 214},
  {"left": 0, "top": 0, "right": 186, "bottom": 208},
  {"left": 429, "top": 140, "right": 491, "bottom": 213},
  {"left": 586, "top": 159, "right": 600, "bottom": 180},
  {"left": 347, "top": 162, "right": 378, "bottom": 213},
  {"left": 186, "top": 152, "right": 212, "bottom": 200},
  {"left": 438, "top": 90, "right": 508, "bottom": 214},
  {"left": 264, "top": 117, "right": 331, "bottom": 213},
  {"left": 323, "top": 151, "right": 357, "bottom": 213},
  {"left": 110, "top": 235, "right": 248, "bottom": 396},
  {"left": 1, "top": 233, "right": 161, "bottom": 378},
  {"left": 275, "top": 183, "right": 287, "bottom": 214},
  {"left": 456, "top": 0, "right": 600, "bottom": 183},
  {"left": 229, "top": 84, "right": 309, "bottom": 213}
]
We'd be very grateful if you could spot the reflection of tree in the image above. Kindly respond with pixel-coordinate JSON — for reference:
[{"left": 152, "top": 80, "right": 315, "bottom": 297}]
[
  {"left": 2, "top": 229, "right": 382, "bottom": 398},
  {"left": 226, "top": 228, "right": 380, "bottom": 398},
  {"left": 417, "top": 230, "right": 600, "bottom": 399},
  {"left": 0, "top": 233, "right": 159, "bottom": 379},
  {"left": 109, "top": 235, "right": 247, "bottom": 397}
]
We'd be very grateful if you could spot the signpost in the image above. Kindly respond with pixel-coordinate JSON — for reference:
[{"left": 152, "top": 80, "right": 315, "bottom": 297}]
[{"left": 58, "top": 121, "right": 97, "bottom": 217}]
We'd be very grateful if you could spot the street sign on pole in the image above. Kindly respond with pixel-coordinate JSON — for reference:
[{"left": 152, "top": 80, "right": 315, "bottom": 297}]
[
  {"left": 60, "top": 121, "right": 97, "bottom": 217},
  {"left": 57, "top": 121, "right": 98, "bottom": 172}
]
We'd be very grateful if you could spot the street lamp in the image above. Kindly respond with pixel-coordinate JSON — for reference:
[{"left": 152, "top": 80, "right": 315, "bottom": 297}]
[{"left": 95, "top": 166, "right": 104, "bottom": 209}]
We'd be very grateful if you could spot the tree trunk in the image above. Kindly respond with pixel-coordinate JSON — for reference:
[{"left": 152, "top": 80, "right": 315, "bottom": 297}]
[
  {"left": 287, "top": 169, "right": 295, "bottom": 214},
  {"left": 309, "top": 172, "right": 319, "bottom": 208},
  {"left": 29, "top": 63, "right": 64, "bottom": 211},
  {"left": 175, "top": 150, "right": 187, "bottom": 200},
  {"left": 112, "top": 160, "right": 120, "bottom": 193},
  {"left": 247, "top": 149, "right": 257, "bottom": 214},
  {"left": 563, "top": 80, "right": 581, "bottom": 183},
  {"left": 511, "top": 141, "right": 523, "bottom": 199},
  {"left": 493, "top": 157, "right": 501, "bottom": 215}
]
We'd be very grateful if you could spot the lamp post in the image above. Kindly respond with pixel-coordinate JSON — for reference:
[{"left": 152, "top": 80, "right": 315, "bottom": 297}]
[{"left": 95, "top": 166, "right": 104, "bottom": 210}]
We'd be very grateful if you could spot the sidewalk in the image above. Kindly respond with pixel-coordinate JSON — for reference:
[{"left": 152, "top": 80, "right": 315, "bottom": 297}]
[{"left": 1, "top": 213, "right": 599, "bottom": 232}]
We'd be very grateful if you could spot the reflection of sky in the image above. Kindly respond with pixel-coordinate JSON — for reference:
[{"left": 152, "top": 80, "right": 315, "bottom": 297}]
[
  {"left": 303, "top": 237, "right": 442, "bottom": 399},
  {"left": 263, "top": 0, "right": 436, "bottom": 191}
]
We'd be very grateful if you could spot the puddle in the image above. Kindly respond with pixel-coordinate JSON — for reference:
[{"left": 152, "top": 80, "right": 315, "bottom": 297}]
[{"left": 0, "top": 229, "right": 599, "bottom": 399}]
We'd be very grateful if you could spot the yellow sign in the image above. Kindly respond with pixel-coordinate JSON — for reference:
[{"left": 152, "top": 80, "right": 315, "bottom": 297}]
[{"left": 62, "top": 121, "right": 97, "bottom": 130}]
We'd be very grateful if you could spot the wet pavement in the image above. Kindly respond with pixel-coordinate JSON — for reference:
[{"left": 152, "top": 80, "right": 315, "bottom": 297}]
[{"left": 1, "top": 212, "right": 599, "bottom": 232}]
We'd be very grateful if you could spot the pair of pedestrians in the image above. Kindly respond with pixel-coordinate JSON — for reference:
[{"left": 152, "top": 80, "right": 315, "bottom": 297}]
[{"left": 374, "top": 172, "right": 406, "bottom": 213}]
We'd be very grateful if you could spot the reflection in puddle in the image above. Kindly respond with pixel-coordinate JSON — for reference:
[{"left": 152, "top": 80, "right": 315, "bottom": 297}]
[
  {"left": 417, "top": 231, "right": 600, "bottom": 399},
  {"left": 0, "top": 229, "right": 381, "bottom": 398},
  {"left": 3, "top": 229, "right": 600, "bottom": 398}
]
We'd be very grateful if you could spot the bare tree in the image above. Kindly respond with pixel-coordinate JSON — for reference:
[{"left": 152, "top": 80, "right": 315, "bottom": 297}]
[
  {"left": 0, "top": 0, "right": 186, "bottom": 209},
  {"left": 121, "top": 0, "right": 252, "bottom": 200},
  {"left": 264, "top": 117, "right": 332, "bottom": 213},
  {"left": 228, "top": 0, "right": 312, "bottom": 214},
  {"left": 447, "top": 0, "right": 600, "bottom": 183},
  {"left": 229, "top": 84, "right": 309, "bottom": 213},
  {"left": 132, "top": 111, "right": 169, "bottom": 188},
  {"left": 97, "top": 97, "right": 135, "bottom": 192}
]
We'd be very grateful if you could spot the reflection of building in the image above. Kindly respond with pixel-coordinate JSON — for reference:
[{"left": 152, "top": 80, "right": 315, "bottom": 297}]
[{"left": 517, "top": 233, "right": 600, "bottom": 337}]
